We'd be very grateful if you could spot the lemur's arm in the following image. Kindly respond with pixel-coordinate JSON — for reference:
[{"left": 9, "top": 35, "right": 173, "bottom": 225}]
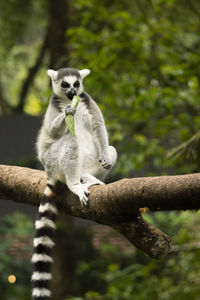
[
  {"left": 48, "top": 112, "right": 66, "bottom": 138},
  {"left": 46, "top": 101, "right": 75, "bottom": 139},
  {"left": 90, "top": 100, "right": 112, "bottom": 169}
]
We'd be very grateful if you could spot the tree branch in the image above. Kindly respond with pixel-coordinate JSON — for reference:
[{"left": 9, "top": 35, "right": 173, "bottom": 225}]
[{"left": 2, "top": 165, "right": 200, "bottom": 259}]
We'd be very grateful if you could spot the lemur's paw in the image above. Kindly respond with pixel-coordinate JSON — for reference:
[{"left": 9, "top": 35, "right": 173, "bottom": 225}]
[
  {"left": 65, "top": 104, "right": 76, "bottom": 116},
  {"left": 99, "top": 152, "right": 112, "bottom": 170},
  {"left": 70, "top": 184, "right": 90, "bottom": 206},
  {"left": 99, "top": 158, "right": 112, "bottom": 170}
]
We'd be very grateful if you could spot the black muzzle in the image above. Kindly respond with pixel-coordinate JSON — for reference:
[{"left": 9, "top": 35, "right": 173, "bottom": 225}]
[{"left": 66, "top": 88, "right": 77, "bottom": 100}]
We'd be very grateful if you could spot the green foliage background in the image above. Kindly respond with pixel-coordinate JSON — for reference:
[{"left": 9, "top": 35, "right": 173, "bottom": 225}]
[
  {"left": 1, "top": 0, "right": 200, "bottom": 175},
  {"left": 0, "top": 213, "right": 33, "bottom": 300},
  {"left": 67, "top": 0, "right": 200, "bottom": 176},
  {"left": 1, "top": 0, "right": 200, "bottom": 299}
]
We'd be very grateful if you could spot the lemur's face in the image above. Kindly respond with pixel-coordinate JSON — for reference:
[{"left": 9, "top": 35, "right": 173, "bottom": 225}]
[
  {"left": 47, "top": 68, "right": 91, "bottom": 101},
  {"left": 60, "top": 75, "right": 81, "bottom": 100}
]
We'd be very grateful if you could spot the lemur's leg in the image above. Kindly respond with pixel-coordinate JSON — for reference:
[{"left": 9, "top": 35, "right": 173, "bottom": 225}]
[
  {"left": 60, "top": 143, "right": 90, "bottom": 206},
  {"left": 90, "top": 145, "right": 117, "bottom": 180},
  {"left": 83, "top": 146, "right": 117, "bottom": 186}
]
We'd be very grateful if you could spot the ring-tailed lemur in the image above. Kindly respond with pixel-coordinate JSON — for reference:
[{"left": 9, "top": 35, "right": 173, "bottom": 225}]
[{"left": 32, "top": 68, "right": 117, "bottom": 300}]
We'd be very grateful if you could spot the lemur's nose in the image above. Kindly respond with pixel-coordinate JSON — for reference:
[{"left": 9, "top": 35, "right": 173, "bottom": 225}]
[
  {"left": 67, "top": 88, "right": 77, "bottom": 100},
  {"left": 71, "top": 88, "right": 76, "bottom": 95}
]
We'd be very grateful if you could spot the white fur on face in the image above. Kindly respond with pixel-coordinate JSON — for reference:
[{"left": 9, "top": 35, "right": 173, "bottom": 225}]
[
  {"left": 52, "top": 75, "right": 83, "bottom": 98},
  {"left": 52, "top": 80, "right": 64, "bottom": 98},
  {"left": 63, "top": 75, "right": 77, "bottom": 86},
  {"left": 63, "top": 75, "right": 84, "bottom": 95}
]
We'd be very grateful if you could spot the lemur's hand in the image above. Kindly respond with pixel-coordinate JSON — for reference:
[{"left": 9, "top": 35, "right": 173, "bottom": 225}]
[
  {"left": 65, "top": 104, "right": 76, "bottom": 116},
  {"left": 99, "top": 152, "right": 112, "bottom": 170}
]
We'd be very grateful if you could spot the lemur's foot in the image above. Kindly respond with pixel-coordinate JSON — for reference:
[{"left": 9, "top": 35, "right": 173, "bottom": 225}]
[
  {"left": 70, "top": 183, "right": 90, "bottom": 206},
  {"left": 81, "top": 174, "right": 105, "bottom": 189}
]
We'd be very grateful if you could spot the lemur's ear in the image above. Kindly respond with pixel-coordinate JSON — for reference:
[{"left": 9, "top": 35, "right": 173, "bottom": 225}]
[
  {"left": 79, "top": 69, "right": 91, "bottom": 79},
  {"left": 47, "top": 69, "right": 58, "bottom": 81}
]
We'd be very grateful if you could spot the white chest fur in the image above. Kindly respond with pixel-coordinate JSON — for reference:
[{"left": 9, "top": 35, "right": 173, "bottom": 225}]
[{"left": 75, "top": 101, "right": 99, "bottom": 161}]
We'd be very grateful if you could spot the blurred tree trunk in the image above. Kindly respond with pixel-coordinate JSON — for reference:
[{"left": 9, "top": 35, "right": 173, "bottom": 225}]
[
  {"left": 16, "top": 33, "right": 49, "bottom": 113},
  {"left": 48, "top": 0, "right": 71, "bottom": 69},
  {"left": 16, "top": 0, "right": 71, "bottom": 112},
  {"left": 47, "top": 1, "right": 75, "bottom": 299},
  {"left": 0, "top": 79, "right": 13, "bottom": 115},
  {"left": 51, "top": 214, "right": 75, "bottom": 299}
]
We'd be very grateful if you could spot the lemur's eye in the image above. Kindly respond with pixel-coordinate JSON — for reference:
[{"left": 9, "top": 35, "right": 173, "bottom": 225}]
[
  {"left": 61, "top": 81, "right": 70, "bottom": 89},
  {"left": 73, "top": 80, "right": 80, "bottom": 88}
]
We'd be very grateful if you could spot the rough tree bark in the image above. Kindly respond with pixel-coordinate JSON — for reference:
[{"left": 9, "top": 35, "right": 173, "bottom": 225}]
[{"left": 1, "top": 165, "right": 200, "bottom": 259}]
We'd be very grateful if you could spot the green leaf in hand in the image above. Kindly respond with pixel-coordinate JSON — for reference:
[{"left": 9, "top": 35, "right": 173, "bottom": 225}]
[{"left": 65, "top": 96, "right": 80, "bottom": 136}]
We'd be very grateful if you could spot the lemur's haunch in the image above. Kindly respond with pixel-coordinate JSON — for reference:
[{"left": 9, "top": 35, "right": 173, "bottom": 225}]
[{"left": 32, "top": 68, "right": 117, "bottom": 299}]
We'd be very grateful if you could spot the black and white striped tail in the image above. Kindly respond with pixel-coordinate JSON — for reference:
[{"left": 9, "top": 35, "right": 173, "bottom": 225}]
[{"left": 32, "top": 184, "right": 58, "bottom": 300}]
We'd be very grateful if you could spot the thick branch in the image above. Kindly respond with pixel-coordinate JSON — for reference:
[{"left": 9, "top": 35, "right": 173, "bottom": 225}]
[{"left": 3, "top": 165, "right": 200, "bottom": 258}]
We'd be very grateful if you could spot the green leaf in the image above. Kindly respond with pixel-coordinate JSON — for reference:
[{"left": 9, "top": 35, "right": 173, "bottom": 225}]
[{"left": 65, "top": 96, "right": 80, "bottom": 136}]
